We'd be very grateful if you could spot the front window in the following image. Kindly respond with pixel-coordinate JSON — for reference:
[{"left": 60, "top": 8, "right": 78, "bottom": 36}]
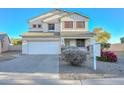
[
  {"left": 76, "top": 39, "right": 85, "bottom": 47},
  {"left": 64, "top": 21, "right": 73, "bottom": 28},
  {"left": 48, "top": 24, "right": 55, "bottom": 30},
  {"left": 76, "top": 21, "right": 85, "bottom": 28},
  {"left": 33, "top": 24, "right": 36, "bottom": 28},
  {"left": 38, "top": 24, "right": 42, "bottom": 28}
]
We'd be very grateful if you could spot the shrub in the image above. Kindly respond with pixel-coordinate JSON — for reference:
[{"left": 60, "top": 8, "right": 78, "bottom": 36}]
[
  {"left": 11, "top": 38, "right": 22, "bottom": 45},
  {"left": 101, "top": 43, "right": 111, "bottom": 50},
  {"left": 97, "top": 51, "right": 117, "bottom": 62},
  {"left": 61, "top": 47, "right": 87, "bottom": 66}
]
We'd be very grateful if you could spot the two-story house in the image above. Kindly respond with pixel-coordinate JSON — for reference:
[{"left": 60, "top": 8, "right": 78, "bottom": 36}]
[{"left": 21, "top": 9, "right": 97, "bottom": 55}]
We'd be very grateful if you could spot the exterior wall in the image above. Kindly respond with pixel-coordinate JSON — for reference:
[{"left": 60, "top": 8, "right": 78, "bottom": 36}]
[
  {"left": 65, "top": 38, "right": 91, "bottom": 47},
  {"left": 22, "top": 40, "right": 28, "bottom": 54},
  {"left": 29, "top": 21, "right": 60, "bottom": 32},
  {"left": 106, "top": 43, "right": 124, "bottom": 52},
  {"left": 68, "top": 39, "right": 76, "bottom": 47},
  {"left": 61, "top": 14, "right": 89, "bottom": 32},
  {"left": 22, "top": 40, "right": 60, "bottom": 54},
  {"left": 29, "top": 11, "right": 66, "bottom": 32},
  {"left": 0, "top": 42, "right": 1, "bottom": 54},
  {"left": 29, "top": 10, "right": 61, "bottom": 22},
  {"left": 9, "top": 45, "right": 22, "bottom": 51},
  {"left": 1, "top": 36, "right": 9, "bottom": 52},
  {"left": 29, "top": 13, "right": 89, "bottom": 32},
  {"left": 43, "top": 12, "right": 67, "bottom": 22},
  {"left": 85, "top": 39, "right": 91, "bottom": 47},
  {"left": 22, "top": 38, "right": 61, "bottom": 54},
  {"left": 29, "top": 21, "right": 43, "bottom": 32}
]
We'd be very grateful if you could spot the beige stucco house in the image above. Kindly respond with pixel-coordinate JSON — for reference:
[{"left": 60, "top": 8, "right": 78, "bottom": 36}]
[
  {"left": 0, "top": 32, "right": 10, "bottom": 54},
  {"left": 21, "top": 9, "right": 100, "bottom": 55}
]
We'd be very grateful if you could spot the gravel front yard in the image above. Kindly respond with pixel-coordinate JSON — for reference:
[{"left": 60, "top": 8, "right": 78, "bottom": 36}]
[{"left": 59, "top": 51, "right": 124, "bottom": 80}]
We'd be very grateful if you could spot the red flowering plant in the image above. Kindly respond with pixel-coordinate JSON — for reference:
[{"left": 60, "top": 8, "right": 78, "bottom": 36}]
[{"left": 97, "top": 51, "right": 117, "bottom": 62}]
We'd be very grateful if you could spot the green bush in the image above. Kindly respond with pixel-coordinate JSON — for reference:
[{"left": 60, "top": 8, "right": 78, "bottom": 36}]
[{"left": 62, "top": 47, "right": 87, "bottom": 66}]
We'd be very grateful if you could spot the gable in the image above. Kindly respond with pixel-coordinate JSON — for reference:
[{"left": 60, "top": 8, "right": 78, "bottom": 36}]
[
  {"left": 60, "top": 13, "right": 89, "bottom": 21},
  {"left": 43, "top": 12, "right": 68, "bottom": 22},
  {"left": 29, "top": 9, "right": 64, "bottom": 23},
  {"left": 29, "top": 9, "right": 89, "bottom": 23}
]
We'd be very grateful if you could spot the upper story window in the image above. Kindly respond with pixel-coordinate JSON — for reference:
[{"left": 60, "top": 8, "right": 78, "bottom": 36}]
[
  {"left": 33, "top": 24, "right": 36, "bottom": 28},
  {"left": 48, "top": 23, "right": 55, "bottom": 30},
  {"left": 64, "top": 21, "right": 73, "bottom": 28},
  {"left": 76, "top": 21, "right": 85, "bottom": 28},
  {"left": 38, "top": 24, "right": 42, "bottom": 28},
  {"left": 32, "top": 24, "right": 42, "bottom": 28}
]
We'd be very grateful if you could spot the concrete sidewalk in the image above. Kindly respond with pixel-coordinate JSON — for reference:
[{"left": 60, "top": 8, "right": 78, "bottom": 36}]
[
  {"left": 82, "top": 78, "right": 124, "bottom": 85},
  {"left": 0, "top": 79, "right": 81, "bottom": 85},
  {"left": 1, "top": 77, "right": 124, "bottom": 85}
]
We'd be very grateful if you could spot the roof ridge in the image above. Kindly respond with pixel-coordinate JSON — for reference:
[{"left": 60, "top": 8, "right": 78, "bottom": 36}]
[{"left": 29, "top": 8, "right": 89, "bottom": 22}]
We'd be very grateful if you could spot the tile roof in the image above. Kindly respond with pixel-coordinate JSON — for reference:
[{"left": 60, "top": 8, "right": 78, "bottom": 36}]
[
  {"left": 21, "top": 31, "right": 95, "bottom": 38},
  {"left": 29, "top": 9, "right": 89, "bottom": 22},
  {"left": 60, "top": 31, "right": 95, "bottom": 37},
  {"left": 21, "top": 32, "right": 59, "bottom": 38}
]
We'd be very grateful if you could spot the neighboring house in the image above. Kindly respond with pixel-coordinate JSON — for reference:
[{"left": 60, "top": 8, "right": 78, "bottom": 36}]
[
  {"left": 0, "top": 32, "right": 10, "bottom": 54},
  {"left": 21, "top": 9, "right": 99, "bottom": 55}
]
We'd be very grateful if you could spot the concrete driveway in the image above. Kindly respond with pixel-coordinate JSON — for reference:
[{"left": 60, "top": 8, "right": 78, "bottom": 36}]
[
  {"left": 0, "top": 52, "right": 81, "bottom": 85},
  {"left": 0, "top": 54, "right": 59, "bottom": 73},
  {"left": 0, "top": 53, "right": 59, "bottom": 83}
]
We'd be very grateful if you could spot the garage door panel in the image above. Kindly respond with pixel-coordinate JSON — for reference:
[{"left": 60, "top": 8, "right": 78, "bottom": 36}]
[{"left": 28, "top": 42, "right": 60, "bottom": 54}]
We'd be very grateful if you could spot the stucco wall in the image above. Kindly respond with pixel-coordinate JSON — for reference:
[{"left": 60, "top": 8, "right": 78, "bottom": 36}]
[
  {"left": 106, "top": 43, "right": 124, "bottom": 52},
  {"left": 1, "top": 36, "right": 9, "bottom": 52},
  {"left": 69, "top": 39, "right": 76, "bottom": 47},
  {"left": 29, "top": 12, "right": 89, "bottom": 32},
  {"left": 9, "top": 45, "right": 22, "bottom": 51},
  {"left": 61, "top": 14, "right": 89, "bottom": 32}
]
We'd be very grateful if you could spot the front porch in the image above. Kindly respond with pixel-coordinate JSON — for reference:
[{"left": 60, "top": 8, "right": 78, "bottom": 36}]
[
  {"left": 61, "top": 37, "right": 93, "bottom": 53},
  {"left": 60, "top": 31, "right": 95, "bottom": 49},
  {"left": 64, "top": 39, "right": 86, "bottom": 47}
]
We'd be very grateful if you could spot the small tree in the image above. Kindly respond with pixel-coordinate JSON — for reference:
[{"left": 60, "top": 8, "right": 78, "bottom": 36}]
[
  {"left": 93, "top": 27, "right": 111, "bottom": 51},
  {"left": 120, "top": 37, "right": 124, "bottom": 44},
  {"left": 93, "top": 27, "right": 111, "bottom": 43},
  {"left": 11, "top": 38, "right": 22, "bottom": 45}
]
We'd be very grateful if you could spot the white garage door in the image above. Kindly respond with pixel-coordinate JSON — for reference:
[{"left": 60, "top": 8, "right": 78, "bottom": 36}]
[{"left": 27, "top": 41, "right": 60, "bottom": 54}]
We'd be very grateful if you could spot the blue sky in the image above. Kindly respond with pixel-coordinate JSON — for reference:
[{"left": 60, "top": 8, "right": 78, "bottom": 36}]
[{"left": 0, "top": 8, "right": 124, "bottom": 43}]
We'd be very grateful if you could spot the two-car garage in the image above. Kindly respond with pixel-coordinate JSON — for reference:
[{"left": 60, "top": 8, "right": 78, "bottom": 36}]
[
  {"left": 22, "top": 39, "right": 60, "bottom": 55},
  {"left": 21, "top": 32, "right": 60, "bottom": 55}
]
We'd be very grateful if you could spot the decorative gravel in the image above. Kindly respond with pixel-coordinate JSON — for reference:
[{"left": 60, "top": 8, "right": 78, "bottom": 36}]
[{"left": 59, "top": 52, "right": 124, "bottom": 80}]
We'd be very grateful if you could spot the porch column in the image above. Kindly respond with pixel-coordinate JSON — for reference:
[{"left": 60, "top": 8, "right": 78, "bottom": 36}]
[
  {"left": 92, "top": 39, "right": 96, "bottom": 70},
  {"left": 61, "top": 37, "right": 65, "bottom": 47}
]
